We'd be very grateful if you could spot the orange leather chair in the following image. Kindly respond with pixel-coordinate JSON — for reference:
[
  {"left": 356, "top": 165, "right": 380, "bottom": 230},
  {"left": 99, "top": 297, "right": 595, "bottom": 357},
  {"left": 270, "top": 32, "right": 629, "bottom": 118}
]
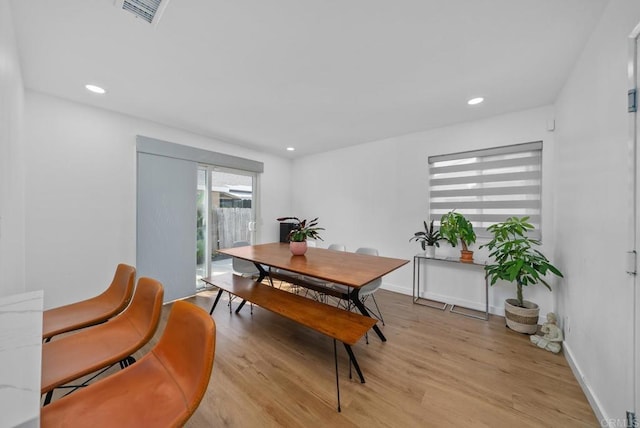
[
  {"left": 41, "top": 300, "right": 216, "bottom": 428},
  {"left": 41, "top": 277, "right": 164, "bottom": 401},
  {"left": 43, "top": 264, "right": 136, "bottom": 341}
]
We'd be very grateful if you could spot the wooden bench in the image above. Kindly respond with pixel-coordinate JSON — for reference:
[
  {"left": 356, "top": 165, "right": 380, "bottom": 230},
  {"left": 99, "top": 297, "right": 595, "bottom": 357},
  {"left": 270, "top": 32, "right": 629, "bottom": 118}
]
[
  {"left": 201, "top": 272, "right": 376, "bottom": 411},
  {"left": 265, "top": 270, "right": 385, "bottom": 344}
]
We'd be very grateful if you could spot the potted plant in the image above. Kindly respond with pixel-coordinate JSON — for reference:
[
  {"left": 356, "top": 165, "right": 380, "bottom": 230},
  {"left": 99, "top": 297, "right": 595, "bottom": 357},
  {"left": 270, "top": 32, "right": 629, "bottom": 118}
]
[
  {"left": 439, "top": 210, "right": 476, "bottom": 262},
  {"left": 276, "top": 216, "right": 324, "bottom": 255},
  {"left": 410, "top": 219, "right": 441, "bottom": 258},
  {"left": 481, "top": 216, "right": 563, "bottom": 334}
]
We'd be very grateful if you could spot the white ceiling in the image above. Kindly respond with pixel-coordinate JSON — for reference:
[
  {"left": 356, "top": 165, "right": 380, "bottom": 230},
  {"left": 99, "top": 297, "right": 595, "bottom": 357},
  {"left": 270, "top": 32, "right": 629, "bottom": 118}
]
[{"left": 10, "top": 0, "right": 608, "bottom": 158}]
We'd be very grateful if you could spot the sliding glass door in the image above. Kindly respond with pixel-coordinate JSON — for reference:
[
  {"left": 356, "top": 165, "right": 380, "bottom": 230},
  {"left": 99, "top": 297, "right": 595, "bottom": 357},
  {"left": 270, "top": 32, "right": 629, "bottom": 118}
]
[{"left": 197, "top": 165, "right": 257, "bottom": 287}]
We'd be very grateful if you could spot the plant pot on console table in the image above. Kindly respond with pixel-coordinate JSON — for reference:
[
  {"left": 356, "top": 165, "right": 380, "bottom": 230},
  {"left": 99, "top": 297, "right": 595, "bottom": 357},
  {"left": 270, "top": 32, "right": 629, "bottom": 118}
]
[{"left": 439, "top": 211, "right": 477, "bottom": 263}]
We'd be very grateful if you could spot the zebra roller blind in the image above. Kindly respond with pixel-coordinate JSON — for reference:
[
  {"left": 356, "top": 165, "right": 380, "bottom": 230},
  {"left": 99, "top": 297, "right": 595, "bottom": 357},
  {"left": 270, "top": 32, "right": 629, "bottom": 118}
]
[{"left": 429, "top": 141, "right": 542, "bottom": 239}]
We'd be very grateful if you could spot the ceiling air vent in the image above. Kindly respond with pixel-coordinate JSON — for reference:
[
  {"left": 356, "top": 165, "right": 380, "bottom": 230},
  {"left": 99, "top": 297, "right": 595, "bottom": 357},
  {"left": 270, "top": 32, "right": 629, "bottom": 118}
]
[{"left": 115, "top": 0, "right": 171, "bottom": 25}]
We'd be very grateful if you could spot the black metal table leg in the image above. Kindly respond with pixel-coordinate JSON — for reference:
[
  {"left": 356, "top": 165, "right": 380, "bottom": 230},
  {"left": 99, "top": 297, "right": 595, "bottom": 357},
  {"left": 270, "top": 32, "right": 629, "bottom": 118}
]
[
  {"left": 208, "top": 289, "right": 224, "bottom": 315},
  {"left": 255, "top": 262, "right": 267, "bottom": 281},
  {"left": 350, "top": 288, "right": 387, "bottom": 342},
  {"left": 235, "top": 263, "right": 267, "bottom": 314},
  {"left": 234, "top": 299, "right": 248, "bottom": 314}
]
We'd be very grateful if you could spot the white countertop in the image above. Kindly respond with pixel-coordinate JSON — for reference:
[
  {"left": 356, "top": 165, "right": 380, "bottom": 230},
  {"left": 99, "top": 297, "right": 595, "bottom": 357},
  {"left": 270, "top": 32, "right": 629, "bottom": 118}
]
[{"left": 0, "top": 290, "right": 43, "bottom": 428}]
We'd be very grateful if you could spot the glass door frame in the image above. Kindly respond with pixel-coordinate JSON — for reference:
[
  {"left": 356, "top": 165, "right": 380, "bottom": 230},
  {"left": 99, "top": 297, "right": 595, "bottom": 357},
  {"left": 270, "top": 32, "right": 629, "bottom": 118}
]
[
  {"left": 198, "top": 164, "right": 258, "bottom": 281},
  {"left": 197, "top": 166, "right": 211, "bottom": 285},
  {"left": 629, "top": 21, "right": 640, "bottom": 421}
]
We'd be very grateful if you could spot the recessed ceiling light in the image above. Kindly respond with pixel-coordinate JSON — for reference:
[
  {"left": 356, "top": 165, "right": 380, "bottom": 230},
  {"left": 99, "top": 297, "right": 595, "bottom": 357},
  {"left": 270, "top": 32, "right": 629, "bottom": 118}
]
[
  {"left": 85, "top": 84, "right": 106, "bottom": 94},
  {"left": 286, "top": 147, "right": 295, "bottom": 151},
  {"left": 467, "top": 97, "right": 484, "bottom": 105}
]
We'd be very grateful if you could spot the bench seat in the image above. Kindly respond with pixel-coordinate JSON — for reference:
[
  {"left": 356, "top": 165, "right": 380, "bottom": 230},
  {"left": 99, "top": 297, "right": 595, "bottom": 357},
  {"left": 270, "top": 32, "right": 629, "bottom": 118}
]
[
  {"left": 201, "top": 272, "right": 377, "bottom": 412},
  {"left": 205, "top": 273, "right": 375, "bottom": 345}
]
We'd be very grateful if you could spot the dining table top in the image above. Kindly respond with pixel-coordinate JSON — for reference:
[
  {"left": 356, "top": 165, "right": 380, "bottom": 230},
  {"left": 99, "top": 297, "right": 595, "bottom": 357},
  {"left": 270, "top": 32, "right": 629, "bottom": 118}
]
[{"left": 217, "top": 242, "right": 409, "bottom": 289}]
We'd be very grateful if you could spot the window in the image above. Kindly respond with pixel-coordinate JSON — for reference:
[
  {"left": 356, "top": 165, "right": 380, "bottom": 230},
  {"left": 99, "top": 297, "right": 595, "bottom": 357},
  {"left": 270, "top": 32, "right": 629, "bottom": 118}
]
[{"left": 429, "top": 141, "right": 542, "bottom": 239}]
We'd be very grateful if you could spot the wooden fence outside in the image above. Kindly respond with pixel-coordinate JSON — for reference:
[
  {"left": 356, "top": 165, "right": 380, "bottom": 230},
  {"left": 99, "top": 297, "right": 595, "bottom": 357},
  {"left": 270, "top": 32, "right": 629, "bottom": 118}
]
[{"left": 212, "top": 207, "right": 252, "bottom": 252}]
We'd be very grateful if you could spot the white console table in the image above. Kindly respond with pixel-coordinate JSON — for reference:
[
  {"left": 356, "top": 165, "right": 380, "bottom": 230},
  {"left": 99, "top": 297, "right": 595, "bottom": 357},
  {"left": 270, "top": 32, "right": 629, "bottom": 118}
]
[{"left": 412, "top": 254, "right": 489, "bottom": 320}]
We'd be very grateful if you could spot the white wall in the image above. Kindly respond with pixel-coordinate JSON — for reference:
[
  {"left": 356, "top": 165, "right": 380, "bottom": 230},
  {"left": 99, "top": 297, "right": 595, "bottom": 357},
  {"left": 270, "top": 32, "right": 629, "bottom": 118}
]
[
  {"left": 0, "top": 0, "right": 26, "bottom": 297},
  {"left": 13, "top": 1, "right": 639, "bottom": 421},
  {"left": 554, "top": 0, "right": 640, "bottom": 422},
  {"left": 23, "top": 91, "right": 292, "bottom": 309},
  {"left": 292, "top": 105, "right": 557, "bottom": 317}
]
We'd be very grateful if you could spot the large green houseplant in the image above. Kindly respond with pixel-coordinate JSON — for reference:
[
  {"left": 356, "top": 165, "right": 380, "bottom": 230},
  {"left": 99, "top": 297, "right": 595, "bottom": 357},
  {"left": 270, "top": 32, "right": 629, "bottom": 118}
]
[
  {"left": 439, "top": 211, "right": 476, "bottom": 262},
  {"left": 481, "top": 216, "right": 563, "bottom": 334}
]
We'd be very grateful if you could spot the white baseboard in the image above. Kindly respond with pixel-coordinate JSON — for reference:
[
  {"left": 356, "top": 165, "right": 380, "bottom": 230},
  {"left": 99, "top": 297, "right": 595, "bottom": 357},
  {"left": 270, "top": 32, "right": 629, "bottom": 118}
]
[
  {"left": 382, "top": 284, "right": 564, "bottom": 324},
  {"left": 380, "top": 282, "right": 411, "bottom": 296},
  {"left": 563, "top": 342, "right": 607, "bottom": 425}
]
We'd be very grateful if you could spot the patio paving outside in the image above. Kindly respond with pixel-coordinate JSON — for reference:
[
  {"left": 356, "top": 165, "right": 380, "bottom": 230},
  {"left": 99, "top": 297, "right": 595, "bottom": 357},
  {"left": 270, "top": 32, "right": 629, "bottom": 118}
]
[{"left": 196, "top": 257, "right": 233, "bottom": 289}]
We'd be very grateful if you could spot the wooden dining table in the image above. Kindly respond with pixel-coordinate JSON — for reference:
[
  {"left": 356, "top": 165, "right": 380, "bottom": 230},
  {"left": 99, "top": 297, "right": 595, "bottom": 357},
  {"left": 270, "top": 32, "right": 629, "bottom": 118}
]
[{"left": 217, "top": 242, "right": 409, "bottom": 342}]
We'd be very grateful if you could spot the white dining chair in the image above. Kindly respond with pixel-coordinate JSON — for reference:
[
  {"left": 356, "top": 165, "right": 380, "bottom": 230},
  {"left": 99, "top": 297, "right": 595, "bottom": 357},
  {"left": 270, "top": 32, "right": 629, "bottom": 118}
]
[
  {"left": 299, "top": 244, "right": 346, "bottom": 302},
  {"left": 333, "top": 247, "right": 385, "bottom": 325},
  {"left": 327, "top": 243, "right": 346, "bottom": 252},
  {"left": 232, "top": 241, "right": 260, "bottom": 277}
]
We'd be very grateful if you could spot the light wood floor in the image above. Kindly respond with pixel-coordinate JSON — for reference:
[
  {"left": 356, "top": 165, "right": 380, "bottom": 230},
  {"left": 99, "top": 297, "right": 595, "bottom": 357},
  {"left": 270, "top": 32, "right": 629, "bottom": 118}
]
[
  {"left": 50, "top": 288, "right": 598, "bottom": 427},
  {"left": 187, "top": 288, "right": 597, "bottom": 427}
]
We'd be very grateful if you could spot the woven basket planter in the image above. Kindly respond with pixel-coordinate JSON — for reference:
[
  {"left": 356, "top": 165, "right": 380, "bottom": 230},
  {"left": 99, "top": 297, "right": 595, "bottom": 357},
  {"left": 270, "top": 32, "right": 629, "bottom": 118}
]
[{"left": 504, "top": 299, "right": 539, "bottom": 334}]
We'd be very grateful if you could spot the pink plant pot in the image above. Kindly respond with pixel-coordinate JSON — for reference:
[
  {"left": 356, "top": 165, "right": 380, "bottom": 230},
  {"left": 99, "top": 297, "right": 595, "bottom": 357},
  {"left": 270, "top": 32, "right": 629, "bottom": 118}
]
[{"left": 289, "top": 241, "right": 308, "bottom": 256}]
